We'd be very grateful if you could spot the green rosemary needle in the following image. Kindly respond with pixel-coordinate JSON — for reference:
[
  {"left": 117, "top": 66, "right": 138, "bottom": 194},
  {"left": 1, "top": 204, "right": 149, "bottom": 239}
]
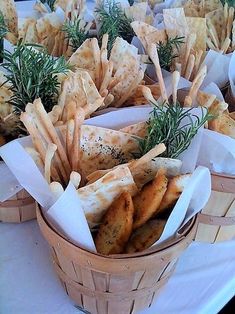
[
  {"left": 137, "top": 101, "right": 214, "bottom": 159},
  {"left": 220, "top": 0, "right": 235, "bottom": 7},
  {"left": 157, "top": 36, "right": 184, "bottom": 71},
  {"left": 1, "top": 41, "right": 70, "bottom": 113},
  {"left": 95, "top": 0, "right": 135, "bottom": 53},
  {"left": 0, "top": 10, "right": 8, "bottom": 39},
  {"left": 62, "top": 18, "right": 91, "bottom": 52},
  {"left": 40, "top": 0, "right": 56, "bottom": 11}
]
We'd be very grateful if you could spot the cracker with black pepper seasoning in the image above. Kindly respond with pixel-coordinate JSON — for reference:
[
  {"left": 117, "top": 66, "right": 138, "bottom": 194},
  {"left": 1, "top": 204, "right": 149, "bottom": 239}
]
[{"left": 95, "top": 191, "right": 135, "bottom": 255}]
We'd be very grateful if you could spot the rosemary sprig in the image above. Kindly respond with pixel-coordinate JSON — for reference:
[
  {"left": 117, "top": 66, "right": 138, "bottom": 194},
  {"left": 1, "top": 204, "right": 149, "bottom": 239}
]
[
  {"left": 0, "top": 10, "right": 8, "bottom": 39},
  {"left": 128, "top": 0, "right": 135, "bottom": 5},
  {"left": 137, "top": 101, "right": 214, "bottom": 159},
  {"left": 157, "top": 36, "right": 184, "bottom": 71},
  {"left": 62, "top": 19, "right": 90, "bottom": 52},
  {"left": 2, "top": 42, "right": 70, "bottom": 113},
  {"left": 40, "top": 0, "right": 56, "bottom": 11},
  {"left": 220, "top": 0, "right": 235, "bottom": 7},
  {"left": 95, "top": 0, "right": 135, "bottom": 53}
]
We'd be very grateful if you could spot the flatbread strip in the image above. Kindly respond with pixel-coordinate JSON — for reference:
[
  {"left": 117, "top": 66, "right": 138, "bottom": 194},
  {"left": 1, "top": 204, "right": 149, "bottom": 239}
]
[
  {"left": 125, "top": 219, "right": 166, "bottom": 253},
  {"left": 158, "top": 174, "right": 191, "bottom": 212},
  {"left": 133, "top": 169, "right": 168, "bottom": 230},
  {"left": 78, "top": 165, "right": 137, "bottom": 226},
  {"left": 95, "top": 191, "right": 135, "bottom": 255}
]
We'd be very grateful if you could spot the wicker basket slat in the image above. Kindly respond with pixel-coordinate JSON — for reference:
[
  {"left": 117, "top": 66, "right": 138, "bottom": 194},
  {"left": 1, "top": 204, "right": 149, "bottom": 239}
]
[
  {"left": 216, "top": 199, "right": 235, "bottom": 241},
  {"left": 0, "top": 189, "right": 36, "bottom": 223},
  {"left": 92, "top": 270, "right": 109, "bottom": 292},
  {"left": 195, "top": 173, "right": 235, "bottom": 243}
]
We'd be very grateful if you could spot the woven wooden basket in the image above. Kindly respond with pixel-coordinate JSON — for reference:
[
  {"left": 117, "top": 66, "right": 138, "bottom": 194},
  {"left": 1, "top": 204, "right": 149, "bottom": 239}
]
[
  {"left": 37, "top": 206, "right": 197, "bottom": 314},
  {"left": 0, "top": 189, "right": 36, "bottom": 223},
  {"left": 225, "top": 86, "right": 235, "bottom": 112},
  {"left": 195, "top": 173, "right": 235, "bottom": 243}
]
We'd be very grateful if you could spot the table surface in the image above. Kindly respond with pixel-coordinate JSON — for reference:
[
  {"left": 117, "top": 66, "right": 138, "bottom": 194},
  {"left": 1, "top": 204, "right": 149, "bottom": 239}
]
[
  {"left": 1, "top": 219, "right": 235, "bottom": 314},
  {"left": 1, "top": 1, "right": 235, "bottom": 314}
]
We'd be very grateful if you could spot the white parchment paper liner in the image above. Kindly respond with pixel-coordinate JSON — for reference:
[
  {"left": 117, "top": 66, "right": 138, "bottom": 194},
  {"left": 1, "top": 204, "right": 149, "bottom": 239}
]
[
  {"left": 197, "top": 129, "right": 235, "bottom": 175},
  {"left": 0, "top": 106, "right": 210, "bottom": 251}
]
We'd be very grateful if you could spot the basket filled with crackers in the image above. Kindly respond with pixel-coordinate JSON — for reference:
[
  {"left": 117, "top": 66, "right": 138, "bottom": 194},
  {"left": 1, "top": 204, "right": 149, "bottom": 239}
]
[
  {"left": 0, "top": 58, "right": 212, "bottom": 312},
  {"left": 0, "top": 2, "right": 233, "bottom": 312}
]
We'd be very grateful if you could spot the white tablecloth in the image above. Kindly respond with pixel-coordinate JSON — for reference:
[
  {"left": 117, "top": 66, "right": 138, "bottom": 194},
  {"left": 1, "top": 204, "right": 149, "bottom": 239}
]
[{"left": 1, "top": 220, "right": 235, "bottom": 314}]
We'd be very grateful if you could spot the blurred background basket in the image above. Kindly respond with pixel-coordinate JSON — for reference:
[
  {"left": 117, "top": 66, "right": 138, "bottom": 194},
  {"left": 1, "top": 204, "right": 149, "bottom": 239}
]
[
  {"left": 37, "top": 205, "right": 197, "bottom": 314},
  {"left": 195, "top": 173, "right": 235, "bottom": 243},
  {"left": 225, "top": 86, "right": 235, "bottom": 112},
  {"left": 0, "top": 189, "right": 36, "bottom": 223}
]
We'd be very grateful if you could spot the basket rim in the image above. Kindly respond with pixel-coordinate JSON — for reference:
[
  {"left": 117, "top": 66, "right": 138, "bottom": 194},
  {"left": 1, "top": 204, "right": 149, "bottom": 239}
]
[
  {"left": 211, "top": 172, "right": 235, "bottom": 180},
  {"left": 198, "top": 213, "right": 235, "bottom": 226},
  {"left": 36, "top": 204, "right": 197, "bottom": 262}
]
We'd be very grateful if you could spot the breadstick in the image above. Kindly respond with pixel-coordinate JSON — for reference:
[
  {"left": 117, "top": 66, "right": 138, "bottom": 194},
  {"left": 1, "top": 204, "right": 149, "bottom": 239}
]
[
  {"left": 184, "top": 54, "right": 195, "bottom": 80},
  {"left": 172, "top": 71, "right": 180, "bottom": 104},
  {"left": 66, "top": 119, "right": 75, "bottom": 163},
  {"left": 182, "top": 34, "right": 196, "bottom": 76},
  {"left": 26, "top": 103, "right": 68, "bottom": 183},
  {"left": 141, "top": 86, "right": 157, "bottom": 104},
  {"left": 25, "top": 103, "right": 51, "bottom": 144},
  {"left": 206, "top": 37, "right": 217, "bottom": 51},
  {"left": 21, "top": 112, "right": 62, "bottom": 182},
  {"left": 148, "top": 43, "right": 168, "bottom": 102},
  {"left": 207, "top": 20, "right": 220, "bottom": 49},
  {"left": 49, "top": 182, "right": 64, "bottom": 201},
  {"left": 129, "top": 143, "right": 166, "bottom": 171},
  {"left": 34, "top": 99, "right": 71, "bottom": 180},
  {"left": 100, "top": 34, "right": 109, "bottom": 81},
  {"left": 54, "top": 121, "right": 64, "bottom": 127},
  {"left": 71, "top": 108, "right": 85, "bottom": 172},
  {"left": 45, "top": 144, "right": 57, "bottom": 184},
  {"left": 232, "top": 20, "right": 235, "bottom": 49},
  {"left": 193, "top": 50, "right": 203, "bottom": 80},
  {"left": 226, "top": 7, "right": 234, "bottom": 39},
  {"left": 100, "top": 89, "right": 108, "bottom": 98},
  {"left": 184, "top": 95, "right": 193, "bottom": 107},
  {"left": 48, "top": 105, "right": 62, "bottom": 125},
  {"left": 220, "top": 37, "right": 231, "bottom": 54},
  {"left": 188, "top": 65, "right": 207, "bottom": 106},
  {"left": 82, "top": 97, "right": 105, "bottom": 116},
  {"left": 175, "top": 62, "right": 182, "bottom": 75},
  {"left": 108, "top": 77, "right": 119, "bottom": 90},
  {"left": 70, "top": 171, "right": 81, "bottom": 189},
  {"left": 221, "top": 3, "right": 229, "bottom": 45},
  {"left": 20, "top": 112, "right": 46, "bottom": 162},
  {"left": 66, "top": 100, "right": 77, "bottom": 121},
  {"left": 103, "top": 93, "right": 114, "bottom": 108},
  {"left": 203, "top": 94, "right": 216, "bottom": 108},
  {"left": 91, "top": 38, "right": 101, "bottom": 89},
  {"left": 25, "top": 147, "right": 44, "bottom": 169}
]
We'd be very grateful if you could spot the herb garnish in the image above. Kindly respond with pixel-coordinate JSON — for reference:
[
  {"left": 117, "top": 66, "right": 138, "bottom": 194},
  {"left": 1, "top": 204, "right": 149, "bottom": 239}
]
[
  {"left": 0, "top": 11, "right": 8, "bottom": 40},
  {"left": 157, "top": 36, "right": 184, "bottom": 71},
  {"left": 137, "top": 101, "right": 213, "bottom": 159},
  {"left": 95, "top": 0, "right": 135, "bottom": 53},
  {"left": 63, "top": 19, "right": 91, "bottom": 52},
  {"left": 220, "top": 0, "right": 235, "bottom": 7},
  {"left": 128, "top": 0, "right": 135, "bottom": 5},
  {"left": 40, "top": 0, "right": 56, "bottom": 11},
  {"left": 2, "top": 41, "right": 70, "bottom": 113}
]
